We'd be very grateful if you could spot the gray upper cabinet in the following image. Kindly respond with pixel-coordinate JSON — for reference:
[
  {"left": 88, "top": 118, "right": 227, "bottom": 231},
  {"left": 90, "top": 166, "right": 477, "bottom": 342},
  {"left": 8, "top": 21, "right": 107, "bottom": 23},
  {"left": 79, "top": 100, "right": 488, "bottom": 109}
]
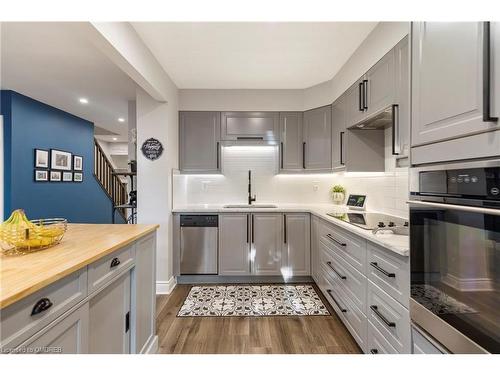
[
  {"left": 219, "top": 214, "right": 251, "bottom": 276},
  {"left": 332, "top": 96, "right": 348, "bottom": 170},
  {"left": 394, "top": 36, "right": 410, "bottom": 158},
  {"left": 252, "top": 213, "right": 283, "bottom": 276},
  {"left": 347, "top": 79, "right": 367, "bottom": 126},
  {"left": 279, "top": 112, "right": 303, "bottom": 171},
  {"left": 221, "top": 111, "right": 279, "bottom": 141},
  {"left": 89, "top": 272, "right": 131, "bottom": 354},
  {"left": 283, "top": 213, "right": 310, "bottom": 276},
  {"left": 179, "top": 111, "right": 221, "bottom": 172},
  {"left": 364, "top": 49, "right": 396, "bottom": 118},
  {"left": 411, "top": 22, "right": 499, "bottom": 148},
  {"left": 303, "top": 105, "right": 332, "bottom": 171},
  {"left": 493, "top": 23, "right": 500, "bottom": 120}
]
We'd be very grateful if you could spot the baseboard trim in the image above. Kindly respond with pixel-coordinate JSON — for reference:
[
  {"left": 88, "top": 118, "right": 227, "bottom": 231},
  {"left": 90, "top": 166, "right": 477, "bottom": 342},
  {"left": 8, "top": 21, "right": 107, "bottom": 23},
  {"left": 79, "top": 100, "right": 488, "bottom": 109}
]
[
  {"left": 176, "top": 275, "right": 314, "bottom": 284},
  {"left": 142, "top": 335, "right": 158, "bottom": 354},
  {"left": 156, "top": 277, "right": 176, "bottom": 294},
  {"left": 442, "top": 273, "right": 494, "bottom": 291}
]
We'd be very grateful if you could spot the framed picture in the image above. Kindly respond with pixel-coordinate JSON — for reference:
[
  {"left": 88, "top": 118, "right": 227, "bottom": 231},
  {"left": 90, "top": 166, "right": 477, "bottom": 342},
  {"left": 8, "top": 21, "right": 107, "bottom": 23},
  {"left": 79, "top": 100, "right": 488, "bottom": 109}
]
[
  {"left": 62, "top": 172, "right": 73, "bottom": 182},
  {"left": 34, "top": 149, "right": 49, "bottom": 168},
  {"left": 50, "top": 149, "right": 72, "bottom": 171},
  {"left": 73, "top": 172, "right": 83, "bottom": 182},
  {"left": 34, "top": 169, "right": 48, "bottom": 182},
  {"left": 73, "top": 155, "right": 83, "bottom": 171},
  {"left": 50, "top": 170, "right": 62, "bottom": 182}
]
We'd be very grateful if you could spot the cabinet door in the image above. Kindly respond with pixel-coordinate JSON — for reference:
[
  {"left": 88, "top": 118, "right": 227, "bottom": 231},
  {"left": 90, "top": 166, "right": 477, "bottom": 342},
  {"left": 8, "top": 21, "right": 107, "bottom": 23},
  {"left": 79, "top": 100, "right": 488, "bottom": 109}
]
[
  {"left": 394, "top": 35, "right": 410, "bottom": 158},
  {"left": 221, "top": 112, "right": 279, "bottom": 141},
  {"left": 219, "top": 214, "right": 251, "bottom": 275},
  {"left": 89, "top": 272, "right": 131, "bottom": 354},
  {"left": 332, "top": 95, "right": 348, "bottom": 170},
  {"left": 179, "top": 111, "right": 221, "bottom": 172},
  {"left": 20, "top": 303, "right": 89, "bottom": 354},
  {"left": 252, "top": 213, "right": 282, "bottom": 275},
  {"left": 346, "top": 79, "right": 367, "bottom": 126},
  {"left": 280, "top": 112, "right": 303, "bottom": 171},
  {"left": 310, "top": 216, "right": 321, "bottom": 284},
  {"left": 412, "top": 22, "right": 499, "bottom": 147},
  {"left": 303, "top": 105, "right": 332, "bottom": 170},
  {"left": 133, "top": 234, "right": 156, "bottom": 353},
  {"left": 365, "top": 49, "right": 396, "bottom": 117},
  {"left": 283, "top": 213, "right": 310, "bottom": 276},
  {"left": 493, "top": 22, "right": 500, "bottom": 119}
]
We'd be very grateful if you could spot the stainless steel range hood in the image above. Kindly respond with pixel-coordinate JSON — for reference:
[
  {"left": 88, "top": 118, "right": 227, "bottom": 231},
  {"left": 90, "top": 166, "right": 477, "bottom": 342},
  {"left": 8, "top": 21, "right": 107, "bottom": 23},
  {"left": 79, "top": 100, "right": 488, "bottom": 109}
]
[{"left": 348, "top": 105, "right": 397, "bottom": 130}]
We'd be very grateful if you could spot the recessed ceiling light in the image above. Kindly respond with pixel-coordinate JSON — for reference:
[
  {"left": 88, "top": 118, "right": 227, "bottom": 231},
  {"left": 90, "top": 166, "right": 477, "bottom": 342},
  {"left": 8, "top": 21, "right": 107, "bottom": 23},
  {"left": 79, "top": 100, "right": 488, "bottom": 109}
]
[
  {"left": 118, "top": 118, "right": 125, "bottom": 123},
  {"left": 79, "top": 98, "right": 88, "bottom": 104},
  {"left": 112, "top": 137, "right": 118, "bottom": 141}
]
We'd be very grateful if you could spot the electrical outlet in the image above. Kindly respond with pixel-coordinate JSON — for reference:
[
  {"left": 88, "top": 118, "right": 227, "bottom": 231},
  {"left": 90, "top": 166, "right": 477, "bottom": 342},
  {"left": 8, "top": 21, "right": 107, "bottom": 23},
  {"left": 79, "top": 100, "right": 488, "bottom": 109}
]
[
  {"left": 201, "top": 181, "right": 210, "bottom": 192},
  {"left": 312, "top": 181, "right": 319, "bottom": 192}
]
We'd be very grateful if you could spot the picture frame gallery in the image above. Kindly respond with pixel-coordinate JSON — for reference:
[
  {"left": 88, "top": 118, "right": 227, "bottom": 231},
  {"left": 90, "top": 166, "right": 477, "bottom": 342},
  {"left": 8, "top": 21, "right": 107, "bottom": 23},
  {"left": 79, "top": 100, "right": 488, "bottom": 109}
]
[{"left": 34, "top": 148, "right": 84, "bottom": 183}]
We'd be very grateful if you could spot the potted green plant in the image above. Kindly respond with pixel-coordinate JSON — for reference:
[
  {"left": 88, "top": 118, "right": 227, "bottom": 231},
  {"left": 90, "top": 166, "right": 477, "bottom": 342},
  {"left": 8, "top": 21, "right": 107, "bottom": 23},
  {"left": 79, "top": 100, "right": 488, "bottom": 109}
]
[{"left": 330, "top": 185, "right": 346, "bottom": 204}]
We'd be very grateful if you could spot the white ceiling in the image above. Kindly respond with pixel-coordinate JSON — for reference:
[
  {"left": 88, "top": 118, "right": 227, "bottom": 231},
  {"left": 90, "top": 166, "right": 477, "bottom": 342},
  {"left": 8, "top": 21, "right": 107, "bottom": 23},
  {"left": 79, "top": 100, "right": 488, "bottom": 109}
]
[
  {"left": 1, "top": 22, "right": 137, "bottom": 141},
  {"left": 132, "top": 22, "right": 378, "bottom": 89}
]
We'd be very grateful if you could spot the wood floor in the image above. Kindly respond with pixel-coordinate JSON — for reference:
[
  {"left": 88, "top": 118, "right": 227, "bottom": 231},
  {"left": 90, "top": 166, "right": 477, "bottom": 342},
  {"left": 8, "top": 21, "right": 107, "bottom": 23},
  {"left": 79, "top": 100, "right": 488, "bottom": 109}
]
[{"left": 156, "top": 284, "right": 362, "bottom": 354}]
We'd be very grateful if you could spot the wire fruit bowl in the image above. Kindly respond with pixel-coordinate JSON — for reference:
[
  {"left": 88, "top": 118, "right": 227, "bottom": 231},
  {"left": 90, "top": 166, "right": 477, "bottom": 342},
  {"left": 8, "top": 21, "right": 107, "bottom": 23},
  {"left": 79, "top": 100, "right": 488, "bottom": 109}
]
[{"left": 0, "top": 215, "right": 67, "bottom": 254}]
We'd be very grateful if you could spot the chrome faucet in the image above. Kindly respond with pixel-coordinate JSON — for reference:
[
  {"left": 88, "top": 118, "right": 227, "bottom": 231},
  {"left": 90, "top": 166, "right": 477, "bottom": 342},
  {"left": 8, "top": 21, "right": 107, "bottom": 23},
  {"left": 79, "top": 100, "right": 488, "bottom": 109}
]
[{"left": 248, "top": 170, "right": 256, "bottom": 205}]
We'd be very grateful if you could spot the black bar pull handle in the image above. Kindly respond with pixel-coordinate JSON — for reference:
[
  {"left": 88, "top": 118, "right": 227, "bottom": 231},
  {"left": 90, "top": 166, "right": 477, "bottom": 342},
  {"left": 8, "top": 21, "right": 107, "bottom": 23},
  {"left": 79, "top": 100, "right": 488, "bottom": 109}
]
[
  {"left": 280, "top": 142, "right": 284, "bottom": 169},
  {"left": 326, "top": 233, "right": 346, "bottom": 247},
  {"left": 370, "top": 305, "right": 396, "bottom": 328},
  {"left": 237, "top": 136, "right": 264, "bottom": 140},
  {"left": 246, "top": 214, "right": 249, "bottom": 243},
  {"left": 216, "top": 141, "right": 220, "bottom": 169},
  {"left": 302, "top": 142, "right": 306, "bottom": 169},
  {"left": 363, "top": 79, "right": 368, "bottom": 110},
  {"left": 370, "top": 349, "right": 379, "bottom": 354},
  {"left": 391, "top": 104, "right": 400, "bottom": 155},
  {"left": 110, "top": 257, "right": 121, "bottom": 268},
  {"left": 483, "top": 22, "right": 498, "bottom": 122},
  {"left": 326, "top": 289, "right": 347, "bottom": 313},
  {"left": 326, "top": 261, "right": 346, "bottom": 280},
  {"left": 340, "top": 131, "right": 345, "bottom": 165},
  {"left": 251, "top": 214, "right": 254, "bottom": 244},
  {"left": 283, "top": 214, "right": 287, "bottom": 244},
  {"left": 370, "top": 262, "right": 395, "bottom": 278},
  {"left": 31, "top": 298, "right": 53, "bottom": 316}
]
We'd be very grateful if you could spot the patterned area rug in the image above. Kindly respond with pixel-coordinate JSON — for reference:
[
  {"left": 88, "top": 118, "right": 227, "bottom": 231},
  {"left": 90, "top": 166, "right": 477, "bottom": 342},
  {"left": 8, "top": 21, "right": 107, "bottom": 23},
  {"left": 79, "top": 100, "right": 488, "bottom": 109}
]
[
  {"left": 177, "top": 285, "right": 330, "bottom": 317},
  {"left": 411, "top": 284, "right": 477, "bottom": 315}
]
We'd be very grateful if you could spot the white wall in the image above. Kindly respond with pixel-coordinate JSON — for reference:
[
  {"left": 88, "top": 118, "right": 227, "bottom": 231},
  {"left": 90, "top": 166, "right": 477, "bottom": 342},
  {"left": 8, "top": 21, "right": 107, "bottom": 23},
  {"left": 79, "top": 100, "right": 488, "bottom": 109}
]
[
  {"left": 179, "top": 89, "right": 303, "bottom": 111},
  {"left": 178, "top": 22, "right": 410, "bottom": 112},
  {"left": 136, "top": 84, "right": 178, "bottom": 294}
]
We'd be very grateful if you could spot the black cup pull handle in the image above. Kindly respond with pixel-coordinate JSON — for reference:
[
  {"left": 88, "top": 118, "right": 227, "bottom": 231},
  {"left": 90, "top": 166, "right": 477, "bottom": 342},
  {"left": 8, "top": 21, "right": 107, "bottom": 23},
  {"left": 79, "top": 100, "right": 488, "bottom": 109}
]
[
  {"left": 110, "top": 257, "right": 121, "bottom": 268},
  {"left": 31, "top": 298, "right": 53, "bottom": 316}
]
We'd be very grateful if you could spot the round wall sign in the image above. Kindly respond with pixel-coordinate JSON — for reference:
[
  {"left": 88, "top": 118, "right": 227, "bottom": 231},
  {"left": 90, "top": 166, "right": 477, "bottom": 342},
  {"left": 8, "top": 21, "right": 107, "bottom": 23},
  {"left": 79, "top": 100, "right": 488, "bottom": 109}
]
[{"left": 141, "top": 138, "right": 164, "bottom": 160}]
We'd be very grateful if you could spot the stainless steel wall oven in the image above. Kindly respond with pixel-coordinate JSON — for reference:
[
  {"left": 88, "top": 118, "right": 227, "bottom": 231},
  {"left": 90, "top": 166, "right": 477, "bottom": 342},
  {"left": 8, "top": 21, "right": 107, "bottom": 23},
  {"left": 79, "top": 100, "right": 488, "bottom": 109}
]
[{"left": 409, "top": 160, "right": 500, "bottom": 353}]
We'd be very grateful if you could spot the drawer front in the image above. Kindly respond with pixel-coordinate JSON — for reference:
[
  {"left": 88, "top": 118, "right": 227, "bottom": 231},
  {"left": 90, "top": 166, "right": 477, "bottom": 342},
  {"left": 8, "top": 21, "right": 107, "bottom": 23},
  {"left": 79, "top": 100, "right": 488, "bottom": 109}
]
[
  {"left": 367, "top": 321, "right": 398, "bottom": 354},
  {"left": 321, "top": 271, "right": 367, "bottom": 351},
  {"left": 0, "top": 269, "right": 87, "bottom": 351},
  {"left": 320, "top": 241, "right": 367, "bottom": 314},
  {"left": 367, "top": 281, "right": 411, "bottom": 353},
  {"left": 88, "top": 245, "right": 135, "bottom": 294},
  {"left": 367, "top": 242, "right": 409, "bottom": 307},
  {"left": 318, "top": 219, "right": 366, "bottom": 273},
  {"left": 412, "top": 326, "right": 445, "bottom": 354}
]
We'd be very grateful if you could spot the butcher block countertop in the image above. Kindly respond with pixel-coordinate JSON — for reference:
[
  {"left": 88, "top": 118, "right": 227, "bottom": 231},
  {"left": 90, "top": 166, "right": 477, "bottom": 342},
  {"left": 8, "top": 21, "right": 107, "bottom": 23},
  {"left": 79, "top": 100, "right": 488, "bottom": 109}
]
[{"left": 0, "top": 223, "right": 158, "bottom": 309}]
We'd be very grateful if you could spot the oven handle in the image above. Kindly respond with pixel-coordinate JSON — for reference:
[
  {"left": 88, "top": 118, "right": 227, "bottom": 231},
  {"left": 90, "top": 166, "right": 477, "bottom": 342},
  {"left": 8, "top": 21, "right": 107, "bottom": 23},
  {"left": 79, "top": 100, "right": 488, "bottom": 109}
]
[{"left": 407, "top": 200, "right": 500, "bottom": 217}]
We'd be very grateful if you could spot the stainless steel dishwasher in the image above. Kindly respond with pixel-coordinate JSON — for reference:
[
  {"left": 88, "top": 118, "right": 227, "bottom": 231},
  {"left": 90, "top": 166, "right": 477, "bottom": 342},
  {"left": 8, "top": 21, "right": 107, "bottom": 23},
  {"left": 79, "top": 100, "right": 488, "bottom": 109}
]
[{"left": 180, "top": 215, "right": 218, "bottom": 274}]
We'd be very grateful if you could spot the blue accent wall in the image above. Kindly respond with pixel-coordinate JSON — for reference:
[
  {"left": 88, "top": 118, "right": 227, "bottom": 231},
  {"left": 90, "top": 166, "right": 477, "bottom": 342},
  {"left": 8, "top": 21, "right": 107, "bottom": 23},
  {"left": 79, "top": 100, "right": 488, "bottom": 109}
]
[{"left": 1, "top": 90, "right": 124, "bottom": 223}]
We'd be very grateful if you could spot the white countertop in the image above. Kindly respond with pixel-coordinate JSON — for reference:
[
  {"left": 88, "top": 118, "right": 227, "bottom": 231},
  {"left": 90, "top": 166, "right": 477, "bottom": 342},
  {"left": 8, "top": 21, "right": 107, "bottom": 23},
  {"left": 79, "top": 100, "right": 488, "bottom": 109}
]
[{"left": 172, "top": 203, "right": 409, "bottom": 257}]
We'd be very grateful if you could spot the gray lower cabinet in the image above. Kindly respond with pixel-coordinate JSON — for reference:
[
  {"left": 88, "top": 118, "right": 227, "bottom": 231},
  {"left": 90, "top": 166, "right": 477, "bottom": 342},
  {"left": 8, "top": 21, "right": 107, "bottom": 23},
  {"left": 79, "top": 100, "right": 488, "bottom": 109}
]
[
  {"left": 18, "top": 303, "right": 89, "bottom": 354},
  {"left": 179, "top": 111, "right": 221, "bottom": 172},
  {"left": 279, "top": 112, "right": 303, "bottom": 171},
  {"left": 311, "top": 216, "right": 321, "bottom": 284},
  {"left": 411, "top": 22, "right": 499, "bottom": 148},
  {"left": 282, "top": 213, "right": 310, "bottom": 276},
  {"left": 252, "top": 213, "right": 283, "bottom": 275},
  {"left": 219, "top": 214, "right": 251, "bottom": 275},
  {"left": 303, "top": 105, "right": 332, "bottom": 170},
  {"left": 89, "top": 272, "right": 131, "bottom": 354},
  {"left": 221, "top": 111, "right": 279, "bottom": 141},
  {"left": 133, "top": 234, "right": 156, "bottom": 353}
]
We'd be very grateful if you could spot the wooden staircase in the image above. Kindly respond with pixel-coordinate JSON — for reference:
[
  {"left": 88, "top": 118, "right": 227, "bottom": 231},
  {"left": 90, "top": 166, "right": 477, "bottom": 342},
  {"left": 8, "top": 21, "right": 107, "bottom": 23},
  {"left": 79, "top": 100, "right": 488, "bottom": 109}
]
[{"left": 93, "top": 140, "right": 128, "bottom": 222}]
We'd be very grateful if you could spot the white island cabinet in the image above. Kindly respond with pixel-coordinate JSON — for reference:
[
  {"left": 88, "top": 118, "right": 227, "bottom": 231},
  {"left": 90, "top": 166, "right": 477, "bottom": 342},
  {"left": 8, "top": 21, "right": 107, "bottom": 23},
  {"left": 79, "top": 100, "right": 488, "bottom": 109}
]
[{"left": 0, "top": 224, "right": 158, "bottom": 354}]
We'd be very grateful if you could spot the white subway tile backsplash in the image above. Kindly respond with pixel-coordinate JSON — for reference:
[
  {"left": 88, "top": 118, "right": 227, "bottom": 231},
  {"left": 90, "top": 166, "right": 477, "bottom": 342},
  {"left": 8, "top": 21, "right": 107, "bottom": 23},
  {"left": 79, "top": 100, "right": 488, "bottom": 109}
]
[{"left": 173, "top": 143, "right": 409, "bottom": 218}]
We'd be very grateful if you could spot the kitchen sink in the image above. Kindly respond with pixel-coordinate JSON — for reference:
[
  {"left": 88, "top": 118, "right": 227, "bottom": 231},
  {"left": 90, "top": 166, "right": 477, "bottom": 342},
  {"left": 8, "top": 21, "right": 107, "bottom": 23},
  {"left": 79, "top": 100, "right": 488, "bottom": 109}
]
[{"left": 223, "top": 204, "right": 278, "bottom": 208}]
